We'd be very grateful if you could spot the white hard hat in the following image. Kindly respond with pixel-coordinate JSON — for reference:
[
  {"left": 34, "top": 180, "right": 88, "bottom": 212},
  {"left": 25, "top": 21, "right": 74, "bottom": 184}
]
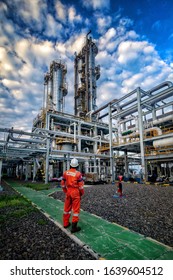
[{"left": 70, "top": 158, "right": 79, "bottom": 167}]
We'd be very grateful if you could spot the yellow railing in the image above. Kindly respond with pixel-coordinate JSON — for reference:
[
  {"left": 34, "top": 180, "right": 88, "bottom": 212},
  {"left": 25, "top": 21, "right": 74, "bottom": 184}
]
[{"left": 145, "top": 145, "right": 173, "bottom": 156}]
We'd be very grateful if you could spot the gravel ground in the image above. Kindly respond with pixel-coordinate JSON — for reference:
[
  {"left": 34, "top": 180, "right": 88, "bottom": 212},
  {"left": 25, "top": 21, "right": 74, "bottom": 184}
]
[
  {"left": 1, "top": 181, "right": 173, "bottom": 260},
  {"left": 52, "top": 182, "right": 173, "bottom": 248},
  {"left": 0, "top": 182, "right": 97, "bottom": 260}
]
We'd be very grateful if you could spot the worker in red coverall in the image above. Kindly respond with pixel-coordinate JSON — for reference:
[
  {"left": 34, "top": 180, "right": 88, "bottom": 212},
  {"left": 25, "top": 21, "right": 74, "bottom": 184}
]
[
  {"left": 61, "top": 158, "right": 84, "bottom": 233},
  {"left": 117, "top": 175, "right": 123, "bottom": 197}
]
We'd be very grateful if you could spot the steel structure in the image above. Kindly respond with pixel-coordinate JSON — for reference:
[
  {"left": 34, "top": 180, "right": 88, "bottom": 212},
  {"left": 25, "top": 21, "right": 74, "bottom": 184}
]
[
  {"left": 74, "top": 31, "right": 100, "bottom": 120},
  {"left": 1, "top": 33, "right": 173, "bottom": 186},
  {"left": 1, "top": 81, "right": 173, "bottom": 185},
  {"left": 99, "top": 81, "right": 173, "bottom": 182}
]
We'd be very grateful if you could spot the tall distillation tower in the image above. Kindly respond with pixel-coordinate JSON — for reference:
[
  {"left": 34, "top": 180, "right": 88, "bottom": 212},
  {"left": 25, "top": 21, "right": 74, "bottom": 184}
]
[
  {"left": 74, "top": 32, "right": 100, "bottom": 120},
  {"left": 43, "top": 60, "right": 68, "bottom": 112}
]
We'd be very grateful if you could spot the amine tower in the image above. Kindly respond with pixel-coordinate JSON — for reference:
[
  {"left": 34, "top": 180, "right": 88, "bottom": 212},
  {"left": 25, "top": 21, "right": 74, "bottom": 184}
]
[
  {"left": 74, "top": 31, "right": 100, "bottom": 120},
  {"left": 43, "top": 60, "right": 68, "bottom": 112}
]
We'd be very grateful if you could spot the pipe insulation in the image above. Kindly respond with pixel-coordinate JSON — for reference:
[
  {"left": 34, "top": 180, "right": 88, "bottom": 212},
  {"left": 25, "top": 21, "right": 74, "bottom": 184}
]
[
  {"left": 144, "top": 127, "right": 162, "bottom": 136},
  {"left": 153, "top": 137, "right": 173, "bottom": 148},
  {"left": 153, "top": 115, "right": 173, "bottom": 125},
  {"left": 120, "top": 127, "right": 162, "bottom": 139}
]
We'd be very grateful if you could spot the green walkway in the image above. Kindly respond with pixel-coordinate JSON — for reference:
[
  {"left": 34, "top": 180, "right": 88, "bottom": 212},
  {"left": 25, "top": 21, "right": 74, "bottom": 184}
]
[{"left": 9, "top": 181, "right": 173, "bottom": 260}]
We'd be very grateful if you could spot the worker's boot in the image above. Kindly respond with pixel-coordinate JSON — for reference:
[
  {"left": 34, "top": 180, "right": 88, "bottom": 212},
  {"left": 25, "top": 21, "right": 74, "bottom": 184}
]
[
  {"left": 71, "top": 222, "right": 81, "bottom": 233},
  {"left": 64, "top": 222, "right": 71, "bottom": 228}
]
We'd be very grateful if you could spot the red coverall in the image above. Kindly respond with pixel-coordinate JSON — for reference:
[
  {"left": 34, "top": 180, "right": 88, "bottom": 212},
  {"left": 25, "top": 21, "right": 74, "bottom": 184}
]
[
  {"left": 61, "top": 168, "right": 84, "bottom": 227},
  {"left": 117, "top": 175, "right": 123, "bottom": 196}
]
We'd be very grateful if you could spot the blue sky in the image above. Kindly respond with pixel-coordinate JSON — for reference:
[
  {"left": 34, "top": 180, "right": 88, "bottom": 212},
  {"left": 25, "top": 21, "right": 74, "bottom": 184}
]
[{"left": 0, "top": 0, "right": 173, "bottom": 131}]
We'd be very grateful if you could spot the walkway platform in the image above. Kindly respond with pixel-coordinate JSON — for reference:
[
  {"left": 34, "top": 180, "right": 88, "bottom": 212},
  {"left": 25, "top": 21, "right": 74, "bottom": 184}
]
[{"left": 9, "top": 181, "right": 173, "bottom": 260}]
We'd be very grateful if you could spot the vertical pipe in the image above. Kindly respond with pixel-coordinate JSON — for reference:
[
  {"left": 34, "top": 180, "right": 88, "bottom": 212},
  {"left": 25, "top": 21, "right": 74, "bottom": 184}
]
[
  {"left": 48, "top": 76, "right": 52, "bottom": 110},
  {"left": 45, "top": 137, "right": 50, "bottom": 184},
  {"left": 67, "top": 154, "right": 70, "bottom": 170},
  {"left": 137, "top": 87, "right": 146, "bottom": 181},
  {"left": 85, "top": 37, "right": 89, "bottom": 113},
  {"left": 78, "top": 122, "right": 81, "bottom": 152},
  {"left": 117, "top": 106, "right": 122, "bottom": 144},
  {"left": 108, "top": 104, "right": 115, "bottom": 182},
  {"left": 43, "top": 82, "right": 47, "bottom": 109},
  {"left": 74, "top": 122, "right": 77, "bottom": 144},
  {"left": 124, "top": 150, "right": 128, "bottom": 178},
  {"left": 63, "top": 154, "right": 67, "bottom": 172},
  {"left": 74, "top": 54, "right": 78, "bottom": 115},
  {"left": 85, "top": 160, "right": 89, "bottom": 174},
  {"left": 0, "top": 159, "right": 2, "bottom": 189},
  {"left": 32, "top": 159, "right": 37, "bottom": 182},
  {"left": 89, "top": 42, "right": 93, "bottom": 113},
  {"left": 46, "top": 113, "right": 50, "bottom": 130},
  {"left": 93, "top": 125, "right": 98, "bottom": 153},
  {"left": 25, "top": 163, "right": 28, "bottom": 181},
  {"left": 98, "top": 158, "right": 101, "bottom": 179},
  {"left": 94, "top": 156, "right": 97, "bottom": 173},
  {"left": 51, "top": 118, "right": 54, "bottom": 130},
  {"left": 152, "top": 106, "right": 156, "bottom": 121}
]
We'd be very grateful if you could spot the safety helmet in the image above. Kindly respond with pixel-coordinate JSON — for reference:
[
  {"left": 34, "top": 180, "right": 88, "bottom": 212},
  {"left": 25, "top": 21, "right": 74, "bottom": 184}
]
[{"left": 70, "top": 158, "right": 79, "bottom": 167}]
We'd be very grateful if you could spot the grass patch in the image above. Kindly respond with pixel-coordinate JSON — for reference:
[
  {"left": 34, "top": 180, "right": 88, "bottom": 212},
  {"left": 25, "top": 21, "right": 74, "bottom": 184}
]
[
  {"left": 37, "top": 219, "right": 48, "bottom": 225},
  {"left": 0, "top": 193, "right": 38, "bottom": 223},
  {"left": 24, "top": 183, "right": 50, "bottom": 191},
  {"left": 10, "top": 208, "right": 35, "bottom": 218},
  {"left": 0, "top": 207, "right": 37, "bottom": 222},
  {"left": 0, "top": 195, "right": 29, "bottom": 208}
]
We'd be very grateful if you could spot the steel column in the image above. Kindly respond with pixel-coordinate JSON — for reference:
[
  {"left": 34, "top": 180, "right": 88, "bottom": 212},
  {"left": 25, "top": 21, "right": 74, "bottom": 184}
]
[
  {"left": 137, "top": 87, "right": 146, "bottom": 181},
  {"left": 45, "top": 137, "right": 50, "bottom": 184},
  {"left": 0, "top": 159, "right": 2, "bottom": 189},
  {"left": 108, "top": 104, "right": 115, "bottom": 182}
]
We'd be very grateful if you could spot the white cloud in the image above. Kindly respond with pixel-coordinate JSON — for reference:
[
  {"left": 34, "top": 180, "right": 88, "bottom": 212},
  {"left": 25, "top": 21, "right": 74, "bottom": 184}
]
[
  {"left": 96, "top": 31, "right": 173, "bottom": 105},
  {"left": 0, "top": 2, "right": 7, "bottom": 10},
  {"left": 11, "top": 89, "right": 24, "bottom": 100},
  {"left": 15, "top": 38, "right": 56, "bottom": 69},
  {"left": 56, "top": 33, "right": 86, "bottom": 56},
  {"left": 54, "top": 1, "right": 82, "bottom": 32},
  {"left": 55, "top": 0, "right": 67, "bottom": 22},
  {"left": 97, "top": 16, "right": 112, "bottom": 34},
  {"left": 68, "top": 6, "right": 82, "bottom": 23},
  {"left": 2, "top": 79, "right": 21, "bottom": 89},
  {"left": 99, "top": 81, "right": 118, "bottom": 101},
  {"left": 44, "top": 14, "right": 63, "bottom": 38},
  {"left": 117, "top": 41, "right": 156, "bottom": 68},
  {"left": 96, "top": 50, "right": 114, "bottom": 67},
  {"left": 18, "top": 0, "right": 46, "bottom": 24},
  {"left": 98, "top": 28, "right": 116, "bottom": 51},
  {"left": 32, "top": 41, "right": 56, "bottom": 61}
]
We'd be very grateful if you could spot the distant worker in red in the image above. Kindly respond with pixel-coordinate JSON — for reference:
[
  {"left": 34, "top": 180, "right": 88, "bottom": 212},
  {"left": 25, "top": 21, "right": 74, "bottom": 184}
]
[
  {"left": 117, "top": 175, "right": 123, "bottom": 197},
  {"left": 61, "top": 158, "right": 84, "bottom": 233}
]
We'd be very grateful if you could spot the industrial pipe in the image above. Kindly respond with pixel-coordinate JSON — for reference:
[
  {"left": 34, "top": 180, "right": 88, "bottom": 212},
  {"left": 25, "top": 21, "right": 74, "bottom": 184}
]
[
  {"left": 153, "top": 137, "right": 173, "bottom": 148},
  {"left": 92, "top": 99, "right": 118, "bottom": 115},
  {"left": 144, "top": 127, "right": 162, "bottom": 136},
  {"left": 9, "top": 132, "right": 46, "bottom": 144},
  {"left": 147, "top": 81, "right": 172, "bottom": 95},
  {"left": 153, "top": 115, "right": 173, "bottom": 125}
]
